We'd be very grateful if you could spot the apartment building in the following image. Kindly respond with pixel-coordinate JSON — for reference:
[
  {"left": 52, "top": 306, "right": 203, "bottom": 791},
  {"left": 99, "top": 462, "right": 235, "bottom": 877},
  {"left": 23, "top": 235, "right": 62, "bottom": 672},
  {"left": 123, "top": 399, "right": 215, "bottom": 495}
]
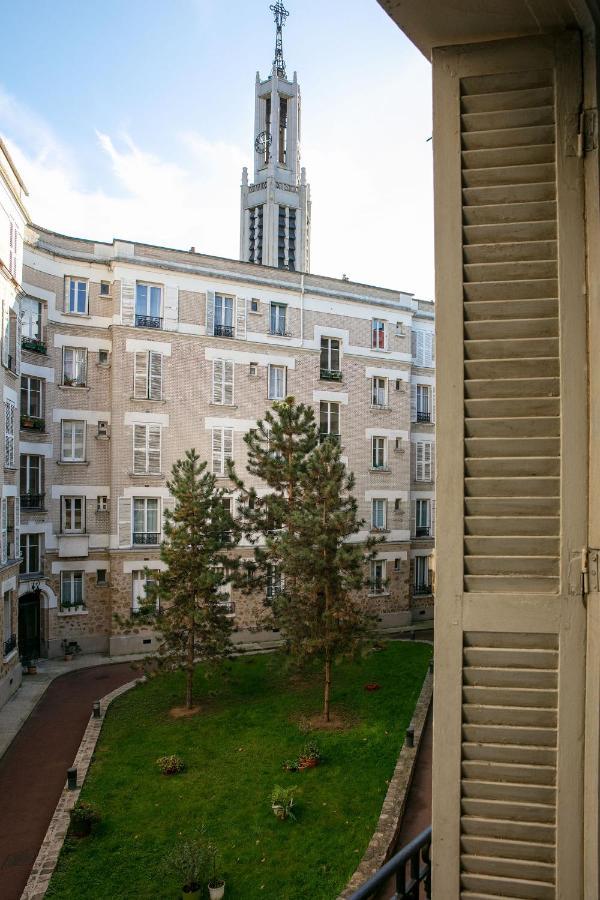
[
  {"left": 0, "top": 140, "right": 28, "bottom": 707},
  {"left": 16, "top": 227, "right": 434, "bottom": 659}
]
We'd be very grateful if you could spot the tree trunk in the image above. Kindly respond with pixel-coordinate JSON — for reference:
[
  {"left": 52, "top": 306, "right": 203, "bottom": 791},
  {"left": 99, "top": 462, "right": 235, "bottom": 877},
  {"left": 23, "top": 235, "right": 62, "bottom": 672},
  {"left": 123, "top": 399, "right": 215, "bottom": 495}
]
[
  {"left": 324, "top": 650, "right": 332, "bottom": 722},
  {"left": 185, "top": 626, "right": 195, "bottom": 709}
]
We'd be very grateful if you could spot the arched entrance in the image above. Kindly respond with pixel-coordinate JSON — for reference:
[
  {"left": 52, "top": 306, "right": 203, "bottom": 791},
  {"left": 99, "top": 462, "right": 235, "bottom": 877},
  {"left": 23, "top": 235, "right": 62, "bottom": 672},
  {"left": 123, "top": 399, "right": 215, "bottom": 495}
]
[{"left": 18, "top": 589, "right": 41, "bottom": 660}]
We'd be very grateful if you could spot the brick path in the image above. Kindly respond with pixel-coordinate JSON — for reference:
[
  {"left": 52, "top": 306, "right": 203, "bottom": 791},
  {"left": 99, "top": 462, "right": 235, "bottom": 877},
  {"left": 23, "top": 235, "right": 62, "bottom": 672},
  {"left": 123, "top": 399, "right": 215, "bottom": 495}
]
[{"left": 0, "top": 663, "right": 137, "bottom": 900}]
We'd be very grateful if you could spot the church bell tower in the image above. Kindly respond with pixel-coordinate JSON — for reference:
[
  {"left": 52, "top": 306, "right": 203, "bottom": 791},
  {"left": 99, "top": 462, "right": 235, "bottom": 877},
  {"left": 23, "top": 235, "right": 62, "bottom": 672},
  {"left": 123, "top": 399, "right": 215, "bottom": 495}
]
[{"left": 240, "top": 2, "right": 311, "bottom": 272}]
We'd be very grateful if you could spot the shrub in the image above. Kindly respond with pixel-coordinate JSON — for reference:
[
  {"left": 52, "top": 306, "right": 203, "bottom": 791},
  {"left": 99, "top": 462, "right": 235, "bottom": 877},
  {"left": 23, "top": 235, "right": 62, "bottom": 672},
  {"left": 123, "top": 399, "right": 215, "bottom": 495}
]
[
  {"left": 271, "top": 785, "right": 296, "bottom": 821},
  {"left": 170, "top": 837, "right": 208, "bottom": 892},
  {"left": 299, "top": 741, "right": 321, "bottom": 762},
  {"left": 156, "top": 754, "right": 185, "bottom": 775},
  {"left": 70, "top": 801, "right": 100, "bottom": 837}
]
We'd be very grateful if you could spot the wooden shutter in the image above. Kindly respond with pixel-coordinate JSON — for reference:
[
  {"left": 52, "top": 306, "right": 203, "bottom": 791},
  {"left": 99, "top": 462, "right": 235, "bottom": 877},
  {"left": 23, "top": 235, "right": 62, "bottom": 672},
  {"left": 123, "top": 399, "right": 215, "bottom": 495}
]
[
  {"left": 1, "top": 299, "right": 8, "bottom": 368},
  {"left": 415, "top": 442, "right": 424, "bottom": 481},
  {"left": 147, "top": 425, "right": 161, "bottom": 473},
  {"left": 0, "top": 498, "right": 6, "bottom": 564},
  {"left": 118, "top": 497, "right": 132, "bottom": 547},
  {"left": 223, "top": 428, "right": 233, "bottom": 467},
  {"left": 15, "top": 311, "right": 21, "bottom": 376},
  {"left": 411, "top": 328, "right": 417, "bottom": 360},
  {"left": 223, "top": 360, "right": 234, "bottom": 405},
  {"left": 410, "top": 500, "right": 416, "bottom": 539},
  {"left": 121, "top": 279, "right": 136, "bottom": 325},
  {"left": 164, "top": 286, "right": 179, "bottom": 329},
  {"left": 236, "top": 296, "right": 247, "bottom": 339},
  {"left": 431, "top": 33, "right": 587, "bottom": 898},
  {"left": 212, "top": 428, "right": 223, "bottom": 474},
  {"left": 206, "top": 290, "right": 215, "bottom": 336},
  {"left": 4, "top": 402, "right": 14, "bottom": 468},
  {"left": 162, "top": 495, "right": 176, "bottom": 538},
  {"left": 134, "top": 352, "right": 149, "bottom": 399},
  {"left": 431, "top": 385, "right": 436, "bottom": 423},
  {"left": 60, "top": 276, "right": 69, "bottom": 314},
  {"left": 149, "top": 352, "right": 163, "bottom": 400},
  {"left": 133, "top": 424, "right": 147, "bottom": 473},
  {"left": 14, "top": 500, "right": 20, "bottom": 561},
  {"left": 423, "top": 442, "right": 432, "bottom": 481},
  {"left": 430, "top": 500, "right": 435, "bottom": 539},
  {"left": 410, "top": 384, "right": 417, "bottom": 422},
  {"left": 212, "top": 360, "right": 224, "bottom": 404}
]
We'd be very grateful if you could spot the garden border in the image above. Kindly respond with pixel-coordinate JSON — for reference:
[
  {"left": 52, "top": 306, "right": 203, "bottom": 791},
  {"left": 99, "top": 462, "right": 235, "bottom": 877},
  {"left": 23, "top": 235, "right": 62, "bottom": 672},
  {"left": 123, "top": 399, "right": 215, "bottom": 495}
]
[
  {"left": 337, "top": 664, "right": 433, "bottom": 899},
  {"left": 20, "top": 677, "right": 142, "bottom": 900}
]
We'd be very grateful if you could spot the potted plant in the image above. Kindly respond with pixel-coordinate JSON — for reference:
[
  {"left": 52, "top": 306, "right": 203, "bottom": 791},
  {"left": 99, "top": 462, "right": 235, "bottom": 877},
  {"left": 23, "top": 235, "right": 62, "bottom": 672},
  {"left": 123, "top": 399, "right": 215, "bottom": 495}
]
[
  {"left": 61, "top": 639, "right": 82, "bottom": 661},
  {"left": 207, "top": 842, "right": 225, "bottom": 900},
  {"left": 27, "top": 657, "right": 37, "bottom": 675},
  {"left": 156, "top": 754, "right": 185, "bottom": 775},
  {"left": 70, "top": 800, "right": 100, "bottom": 837},
  {"left": 298, "top": 741, "right": 321, "bottom": 770},
  {"left": 271, "top": 785, "right": 296, "bottom": 821},
  {"left": 170, "top": 837, "right": 208, "bottom": 900}
]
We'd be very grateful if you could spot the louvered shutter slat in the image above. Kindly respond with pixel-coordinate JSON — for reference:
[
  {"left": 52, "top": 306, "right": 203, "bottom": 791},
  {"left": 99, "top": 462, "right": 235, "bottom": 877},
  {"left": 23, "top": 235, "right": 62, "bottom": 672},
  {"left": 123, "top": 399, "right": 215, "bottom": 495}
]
[
  {"left": 133, "top": 424, "right": 147, "bottom": 473},
  {"left": 134, "top": 352, "right": 149, "bottom": 399},
  {"left": 149, "top": 352, "right": 163, "bottom": 400},
  {"left": 212, "top": 428, "right": 223, "bottom": 474},
  {"left": 212, "top": 360, "right": 224, "bottom": 404},
  {"left": 224, "top": 360, "right": 234, "bottom": 405},
  {"left": 235, "top": 296, "right": 247, "bottom": 339},
  {"left": 148, "top": 425, "right": 161, "bottom": 473},
  {"left": 206, "top": 290, "right": 215, "bottom": 336},
  {"left": 410, "top": 384, "right": 417, "bottom": 422},
  {"left": 118, "top": 496, "right": 132, "bottom": 547},
  {"left": 121, "top": 280, "right": 136, "bottom": 325}
]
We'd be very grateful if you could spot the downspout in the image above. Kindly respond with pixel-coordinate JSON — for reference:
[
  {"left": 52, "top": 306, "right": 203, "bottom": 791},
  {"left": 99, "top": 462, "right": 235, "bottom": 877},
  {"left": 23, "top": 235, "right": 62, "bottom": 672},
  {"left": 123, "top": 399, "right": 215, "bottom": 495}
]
[{"left": 300, "top": 271, "right": 305, "bottom": 346}]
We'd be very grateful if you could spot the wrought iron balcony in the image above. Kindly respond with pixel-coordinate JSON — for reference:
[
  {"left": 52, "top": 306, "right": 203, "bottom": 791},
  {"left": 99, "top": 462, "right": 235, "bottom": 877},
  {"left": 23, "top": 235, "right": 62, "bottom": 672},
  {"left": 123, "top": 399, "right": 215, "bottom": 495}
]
[
  {"left": 20, "top": 415, "right": 45, "bottom": 431},
  {"left": 414, "top": 582, "right": 432, "bottom": 595},
  {"left": 22, "top": 336, "right": 47, "bottom": 355},
  {"left": 320, "top": 368, "right": 342, "bottom": 382},
  {"left": 416, "top": 526, "right": 430, "bottom": 538},
  {"left": 269, "top": 326, "right": 291, "bottom": 337},
  {"left": 135, "top": 314, "right": 162, "bottom": 329},
  {"left": 349, "top": 826, "right": 431, "bottom": 899},
  {"left": 132, "top": 532, "right": 160, "bottom": 545},
  {"left": 3, "top": 634, "right": 16, "bottom": 656},
  {"left": 319, "top": 432, "right": 341, "bottom": 445},
  {"left": 417, "top": 411, "right": 431, "bottom": 423},
  {"left": 214, "top": 324, "right": 234, "bottom": 338},
  {"left": 369, "top": 580, "right": 386, "bottom": 595},
  {"left": 20, "top": 493, "right": 45, "bottom": 510}
]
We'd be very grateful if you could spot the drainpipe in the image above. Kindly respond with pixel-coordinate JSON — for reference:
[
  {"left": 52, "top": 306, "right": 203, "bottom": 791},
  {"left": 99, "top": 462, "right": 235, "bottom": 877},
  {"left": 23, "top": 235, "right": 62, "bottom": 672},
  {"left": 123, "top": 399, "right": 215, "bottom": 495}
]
[{"left": 300, "top": 271, "right": 305, "bottom": 346}]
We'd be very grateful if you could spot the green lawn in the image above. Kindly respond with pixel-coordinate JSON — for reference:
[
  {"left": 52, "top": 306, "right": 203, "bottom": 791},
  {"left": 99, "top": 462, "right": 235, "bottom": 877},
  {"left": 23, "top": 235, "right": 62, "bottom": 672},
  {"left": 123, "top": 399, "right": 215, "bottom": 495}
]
[{"left": 47, "top": 641, "right": 431, "bottom": 900}]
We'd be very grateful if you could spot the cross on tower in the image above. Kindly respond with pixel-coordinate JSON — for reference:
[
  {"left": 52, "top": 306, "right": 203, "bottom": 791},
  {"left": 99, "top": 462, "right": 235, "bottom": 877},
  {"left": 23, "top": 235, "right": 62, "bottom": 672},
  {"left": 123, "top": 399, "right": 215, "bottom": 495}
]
[{"left": 270, "top": 1, "right": 289, "bottom": 77}]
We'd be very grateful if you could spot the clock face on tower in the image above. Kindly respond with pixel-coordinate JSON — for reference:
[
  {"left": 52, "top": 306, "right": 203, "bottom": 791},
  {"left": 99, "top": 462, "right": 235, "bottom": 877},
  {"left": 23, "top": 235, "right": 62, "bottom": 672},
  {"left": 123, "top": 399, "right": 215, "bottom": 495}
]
[{"left": 255, "top": 130, "right": 272, "bottom": 155}]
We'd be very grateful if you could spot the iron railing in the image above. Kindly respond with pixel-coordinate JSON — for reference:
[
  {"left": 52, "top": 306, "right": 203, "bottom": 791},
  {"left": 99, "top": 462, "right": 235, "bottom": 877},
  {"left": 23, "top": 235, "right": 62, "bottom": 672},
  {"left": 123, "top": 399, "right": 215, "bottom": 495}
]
[
  {"left": 413, "top": 583, "right": 432, "bottom": 596},
  {"left": 62, "top": 377, "right": 86, "bottom": 387},
  {"left": 415, "top": 526, "right": 430, "bottom": 538},
  {"left": 22, "top": 336, "right": 47, "bottom": 354},
  {"left": 319, "top": 432, "right": 341, "bottom": 444},
  {"left": 135, "top": 314, "right": 162, "bottom": 329},
  {"left": 3, "top": 634, "right": 16, "bottom": 656},
  {"left": 214, "top": 324, "right": 234, "bottom": 338},
  {"left": 320, "top": 368, "right": 342, "bottom": 382},
  {"left": 133, "top": 532, "right": 160, "bottom": 545},
  {"left": 348, "top": 826, "right": 432, "bottom": 899},
  {"left": 20, "top": 493, "right": 45, "bottom": 510},
  {"left": 269, "top": 326, "right": 291, "bottom": 337},
  {"left": 417, "top": 411, "right": 431, "bottom": 423}
]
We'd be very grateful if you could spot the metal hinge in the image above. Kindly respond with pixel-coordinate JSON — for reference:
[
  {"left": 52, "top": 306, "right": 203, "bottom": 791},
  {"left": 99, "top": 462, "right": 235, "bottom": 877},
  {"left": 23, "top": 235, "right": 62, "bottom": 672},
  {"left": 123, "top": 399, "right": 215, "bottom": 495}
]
[
  {"left": 581, "top": 548, "right": 600, "bottom": 595},
  {"left": 578, "top": 108, "right": 598, "bottom": 157}
]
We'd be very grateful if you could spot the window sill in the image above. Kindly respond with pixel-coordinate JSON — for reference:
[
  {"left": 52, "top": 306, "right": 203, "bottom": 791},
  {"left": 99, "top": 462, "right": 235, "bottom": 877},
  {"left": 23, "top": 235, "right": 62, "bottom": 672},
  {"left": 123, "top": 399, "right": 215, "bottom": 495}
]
[
  {"left": 95, "top": 434, "right": 110, "bottom": 441},
  {"left": 371, "top": 404, "right": 392, "bottom": 411},
  {"left": 57, "top": 460, "right": 89, "bottom": 466},
  {"left": 57, "top": 608, "right": 88, "bottom": 617},
  {"left": 368, "top": 591, "right": 390, "bottom": 598},
  {"left": 96, "top": 362, "right": 111, "bottom": 369},
  {"left": 58, "top": 385, "right": 90, "bottom": 391},
  {"left": 129, "top": 396, "right": 167, "bottom": 403},
  {"left": 370, "top": 348, "right": 391, "bottom": 354},
  {"left": 370, "top": 528, "right": 390, "bottom": 535},
  {"left": 208, "top": 403, "right": 238, "bottom": 409},
  {"left": 20, "top": 571, "right": 44, "bottom": 581},
  {"left": 3, "top": 368, "right": 18, "bottom": 378},
  {"left": 370, "top": 467, "right": 391, "bottom": 473},
  {"left": 128, "top": 471, "right": 165, "bottom": 478},
  {"left": 62, "top": 312, "right": 91, "bottom": 318},
  {"left": 268, "top": 396, "right": 286, "bottom": 403},
  {"left": 3, "top": 465, "right": 17, "bottom": 472}
]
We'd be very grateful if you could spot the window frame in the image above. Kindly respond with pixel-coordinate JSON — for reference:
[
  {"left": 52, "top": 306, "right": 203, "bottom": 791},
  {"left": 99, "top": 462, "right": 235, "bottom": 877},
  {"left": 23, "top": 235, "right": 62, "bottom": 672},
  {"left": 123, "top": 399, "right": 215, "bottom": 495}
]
[
  {"left": 320, "top": 336, "right": 341, "bottom": 373},
  {"left": 66, "top": 277, "right": 89, "bottom": 316},
  {"left": 414, "top": 555, "right": 430, "bottom": 590},
  {"left": 132, "top": 497, "right": 160, "bottom": 545},
  {"left": 372, "top": 318, "right": 386, "bottom": 350},
  {"left": 20, "top": 533, "right": 41, "bottom": 575},
  {"left": 21, "top": 375, "right": 43, "bottom": 418},
  {"left": 370, "top": 559, "right": 386, "bottom": 594},
  {"left": 135, "top": 282, "right": 163, "bottom": 319},
  {"left": 61, "top": 496, "right": 85, "bottom": 534},
  {"left": 268, "top": 364, "right": 287, "bottom": 400},
  {"left": 61, "top": 420, "right": 86, "bottom": 462},
  {"left": 214, "top": 294, "right": 234, "bottom": 328},
  {"left": 62, "top": 347, "right": 87, "bottom": 387},
  {"left": 372, "top": 436, "right": 387, "bottom": 469},
  {"left": 319, "top": 400, "right": 340, "bottom": 438},
  {"left": 371, "top": 498, "right": 387, "bottom": 530},
  {"left": 20, "top": 453, "right": 43, "bottom": 496},
  {"left": 269, "top": 302, "right": 287, "bottom": 336},
  {"left": 21, "top": 297, "right": 42, "bottom": 340},
  {"left": 60, "top": 570, "right": 85, "bottom": 609},
  {"left": 372, "top": 376, "right": 388, "bottom": 408}
]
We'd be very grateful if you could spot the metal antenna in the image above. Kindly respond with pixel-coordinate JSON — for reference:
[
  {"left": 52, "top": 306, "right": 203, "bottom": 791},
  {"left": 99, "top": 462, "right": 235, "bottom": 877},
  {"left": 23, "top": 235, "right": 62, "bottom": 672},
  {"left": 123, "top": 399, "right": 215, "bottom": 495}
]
[{"left": 270, "top": 1, "right": 289, "bottom": 78}]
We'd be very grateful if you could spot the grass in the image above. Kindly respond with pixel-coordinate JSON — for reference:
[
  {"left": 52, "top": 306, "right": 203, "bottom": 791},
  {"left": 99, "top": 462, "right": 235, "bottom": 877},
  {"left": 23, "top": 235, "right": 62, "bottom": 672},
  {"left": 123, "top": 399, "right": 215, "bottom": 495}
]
[{"left": 47, "top": 641, "right": 431, "bottom": 900}]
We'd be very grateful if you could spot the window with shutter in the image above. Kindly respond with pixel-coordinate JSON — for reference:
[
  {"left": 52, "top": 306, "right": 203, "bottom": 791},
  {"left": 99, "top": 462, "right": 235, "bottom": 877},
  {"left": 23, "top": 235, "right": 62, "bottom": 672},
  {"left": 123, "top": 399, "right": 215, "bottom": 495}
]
[
  {"left": 212, "top": 359, "right": 234, "bottom": 405},
  {"left": 212, "top": 427, "right": 233, "bottom": 475},
  {"left": 133, "top": 424, "right": 161, "bottom": 474},
  {"left": 4, "top": 401, "right": 15, "bottom": 468},
  {"left": 133, "top": 352, "right": 149, "bottom": 399},
  {"left": 149, "top": 352, "right": 163, "bottom": 400},
  {"left": 121, "top": 279, "right": 136, "bottom": 325},
  {"left": 61, "top": 420, "right": 85, "bottom": 461},
  {"left": 118, "top": 496, "right": 132, "bottom": 547}
]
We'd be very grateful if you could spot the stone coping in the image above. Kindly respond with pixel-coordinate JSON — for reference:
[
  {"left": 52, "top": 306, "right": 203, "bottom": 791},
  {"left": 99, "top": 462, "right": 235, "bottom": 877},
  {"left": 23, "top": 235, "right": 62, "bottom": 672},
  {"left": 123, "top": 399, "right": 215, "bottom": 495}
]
[
  {"left": 21, "top": 678, "right": 142, "bottom": 900},
  {"left": 337, "top": 665, "right": 433, "bottom": 899}
]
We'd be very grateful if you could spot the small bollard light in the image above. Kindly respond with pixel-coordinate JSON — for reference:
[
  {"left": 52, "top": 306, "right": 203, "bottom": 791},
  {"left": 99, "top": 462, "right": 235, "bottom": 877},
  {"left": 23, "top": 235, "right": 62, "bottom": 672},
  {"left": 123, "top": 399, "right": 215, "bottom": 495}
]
[
  {"left": 406, "top": 726, "right": 415, "bottom": 748},
  {"left": 67, "top": 767, "right": 77, "bottom": 790},
  {"left": 92, "top": 700, "right": 101, "bottom": 719}
]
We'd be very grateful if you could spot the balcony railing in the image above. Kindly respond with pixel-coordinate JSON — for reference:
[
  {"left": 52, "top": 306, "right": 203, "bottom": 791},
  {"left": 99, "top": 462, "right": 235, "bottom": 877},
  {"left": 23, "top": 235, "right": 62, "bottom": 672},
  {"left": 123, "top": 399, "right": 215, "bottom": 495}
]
[
  {"left": 320, "top": 368, "right": 342, "bottom": 382},
  {"left": 417, "top": 411, "right": 431, "bottom": 423},
  {"left": 348, "top": 826, "right": 432, "bottom": 899},
  {"left": 416, "top": 526, "right": 430, "bottom": 538},
  {"left": 269, "top": 326, "right": 291, "bottom": 337},
  {"left": 133, "top": 532, "right": 160, "bottom": 545},
  {"left": 319, "top": 432, "right": 341, "bottom": 445},
  {"left": 135, "top": 314, "right": 162, "bottom": 329},
  {"left": 414, "top": 582, "right": 432, "bottom": 596},
  {"left": 20, "top": 415, "right": 45, "bottom": 431},
  {"left": 60, "top": 601, "right": 86, "bottom": 612},
  {"left": 3, "top": 634, "right": 16, "bottom": 656},
  {"left": 62, "top": 376, "right": 86, "bottom": 387},
  {"left": 21, "top": 493, "right": 45, "bottom": 510},
  {"left": 214, "top": 324, "right": 234, "bottom": 338},
  {"left": 22, "top": 336, "right": 47, "bottom": 355}
]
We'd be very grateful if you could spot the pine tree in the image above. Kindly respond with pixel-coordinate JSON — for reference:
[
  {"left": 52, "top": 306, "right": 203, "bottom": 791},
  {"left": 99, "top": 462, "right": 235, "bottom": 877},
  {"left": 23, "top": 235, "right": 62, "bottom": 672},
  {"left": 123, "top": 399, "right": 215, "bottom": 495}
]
[
  {"left": 276, "top": 437, "right": 380, "bottom": 721},
  {"left": 138, "top": 449, "right": 239, "bottom": 709}
]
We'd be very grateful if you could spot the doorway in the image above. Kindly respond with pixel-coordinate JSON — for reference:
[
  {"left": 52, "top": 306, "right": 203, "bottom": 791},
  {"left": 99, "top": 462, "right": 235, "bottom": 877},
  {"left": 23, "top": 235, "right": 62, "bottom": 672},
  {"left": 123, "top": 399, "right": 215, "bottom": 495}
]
[{"left": 18, "top": 591, "right": 41, "bottom": 660}]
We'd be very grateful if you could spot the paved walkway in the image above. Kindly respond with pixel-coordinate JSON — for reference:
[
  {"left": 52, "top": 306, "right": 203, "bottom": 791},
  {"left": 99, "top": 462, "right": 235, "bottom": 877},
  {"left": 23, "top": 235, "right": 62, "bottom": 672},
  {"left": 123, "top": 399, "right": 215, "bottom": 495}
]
[{"left": 0, "top": 662, "right": 138, "bottom": 900}]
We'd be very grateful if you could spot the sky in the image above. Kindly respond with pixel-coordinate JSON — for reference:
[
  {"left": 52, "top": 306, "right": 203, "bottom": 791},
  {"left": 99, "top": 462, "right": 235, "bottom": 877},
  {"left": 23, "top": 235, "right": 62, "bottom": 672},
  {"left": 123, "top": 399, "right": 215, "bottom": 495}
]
[{"left": 0, "top": 0, "right": 434, "bottom": 298}]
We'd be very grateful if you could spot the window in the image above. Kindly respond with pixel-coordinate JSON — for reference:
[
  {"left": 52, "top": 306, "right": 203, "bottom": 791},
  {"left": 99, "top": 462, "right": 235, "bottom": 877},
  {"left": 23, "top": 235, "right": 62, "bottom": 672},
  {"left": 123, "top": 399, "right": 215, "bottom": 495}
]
[
  {"left": 212, "top": 427, "right": 233, "bottom": 476},
  {"left": 416, "top": 385, "right": 431, "bottom": 422},
  {"left": 250, "top": 299, "right": 260, "bottom": 313},
  {"left": 20, "top": 534, "right": 41, "bottom": 575},
  {"left": 60, "top": 571, "right": 85, "bottom": 609},
  {"left": 61, "top": 420, "right": 85, "bottom": 462},
  {"left": 65, "top": 277, "right": 88, "bottom": 315},
  {"left": 97, "top": 496, "right": 109, "bottom": 512},
  {"left": 97, "top": 421, "right": 109, "bottom": 438},
  {"left": 372, "top": 499, "right": 387, "bottom": 530},
  {"left": 411, "top": 329, "right": 435, "bottom": 368},
  {"left": 133, "top": 424, "right": 161, "bottom": 474},
  {"left": 100, "top": 281, "right": 110, "bottom": 296},
  {"left": 62, "top": 347, "right": 87, "bottom": 386},
  {"left": 249, "top": 362, "right": 258, "bottom": 376},
  {"left": 414, "top": 556, "right": 431, "bottom": 593},
  {"left": 319, "top": 401, "right": 340, "bottom": 441},
  {"left": 416, "top": 500, "right": 430, "bottom": 537},
  {"left": 320, "top": 337, "right": 341, "bottom": 379},
  {"left": 4, "top": 401, "right": 15, "bottom": 468},
  {"left": 134, "top": 351, "right": 163, "bottom": 400},
  {"left": 372, "top": 319, "right": 386, "bottom": 350},
  {"left": 394, "top": 558, "right": 402, "bottom": 572},
  {"left": 135, "top": 282, "right": 162, "bottom": 327},
  {"left": 394, "top": 498, "right": 402, "bottom": 512},
  {"left": 214, "top": 294, "right": 234, "bottom": 336},
  {"left": 415, "top": 442, "right": 433, "bottom": 482},
  {"left": 268, "top": 364, "right": 286, "bottom": 400},
  {"left": 62, "top": 496, "right": 85, "bottom": 533},
  {"left": 270, "top": 303, "right": 287, "bottom": 336},
  {"left": 212, "top": 359, "right": 234, "bottom": 405},
  {"left": 21, "top": 376, "right": 43, "bottom": 419},
  {"left": 98, "top": 349, "right": 109, "bottom": 365},
  {"left": 372, "top": 436, "right": 386, "bottom": 469},
  {"left": 266, "top": 564, "right": 283, "bottom": 600},
  {"left": 20, "top": 455, "right": 43, "bottom": 507},
  {"left": 133, "top": 498, "right": 160, "bottom": 545},
  {"left": 370, "top": 560, "right": 386, "bottom": 594},
  {"left": 132, "top": 570, "right": 159, "bottom": 613},
  {"left": 372, "top": 376, "right": 388, "bottom": 408},
  {"left": 21, "top": 297, "right": 42, "bottom": 340},
  {"left": 97, "top": 568, "right": 108, "bottom": 585}
]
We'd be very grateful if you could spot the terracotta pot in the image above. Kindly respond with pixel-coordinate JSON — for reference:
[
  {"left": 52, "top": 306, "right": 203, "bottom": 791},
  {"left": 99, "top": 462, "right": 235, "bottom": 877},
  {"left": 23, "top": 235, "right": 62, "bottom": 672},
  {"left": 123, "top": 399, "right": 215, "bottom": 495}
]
[
  {"left": 181, "top": 887, "right": 201, "bottom": 900},
  {"left": 298, "top": 757, "right": 318, "bottom": 769}
]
